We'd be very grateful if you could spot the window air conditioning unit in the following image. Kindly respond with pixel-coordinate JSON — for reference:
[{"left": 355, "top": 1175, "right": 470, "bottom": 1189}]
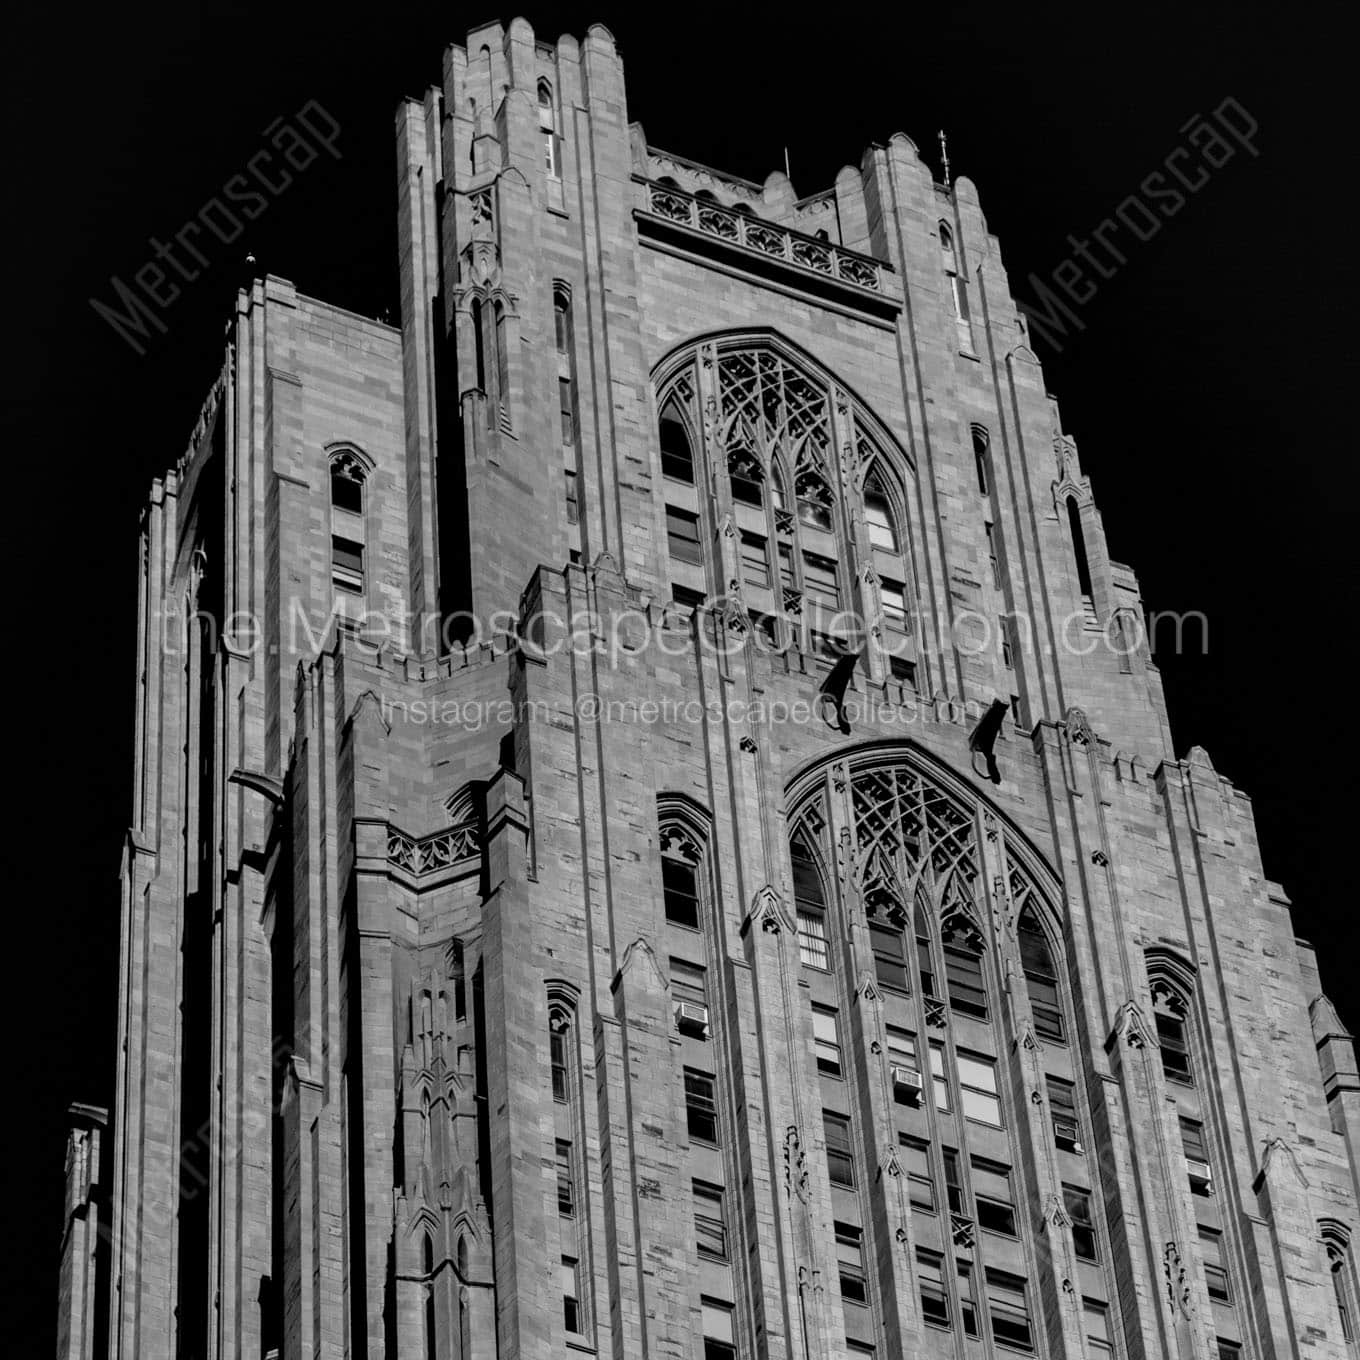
[
  {"left": 1054, "top": 1118, "right": 1084, "bottom": 1153},
  {"left": 1186, "top": 1158, "right": 1214, "bottom": 1193},
  {"left": 891, "top": 1065, "right": 924, "bottom": 1102},
  {"left": 675, "top": 1000, "right": 710, "bottom": 1038}
]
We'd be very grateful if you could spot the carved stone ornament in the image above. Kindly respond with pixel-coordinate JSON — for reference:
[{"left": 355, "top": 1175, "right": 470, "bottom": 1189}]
[
  {"left": 1065, "top": 706, "right": 1095, "bottom": 747},
  {"left": 747, "top": 884, "right": 792, "bottom": 936},
  {"left": 1163, "top": 1241, "right": 1192, "bottom": 1318},
  {"left": 1091, "top": 848, "right": 1110, "bottom": 867},
  {"left": 739, "top": 734, "right": 757, "bottom": 754},
  {"left": 784, "top": 1125, "right": 809, "bottom": 1202}
]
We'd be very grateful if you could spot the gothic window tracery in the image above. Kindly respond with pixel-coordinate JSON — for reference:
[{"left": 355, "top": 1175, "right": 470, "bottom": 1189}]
[{"left": 652, "top": 338, "right": 914, "bottom": 652}]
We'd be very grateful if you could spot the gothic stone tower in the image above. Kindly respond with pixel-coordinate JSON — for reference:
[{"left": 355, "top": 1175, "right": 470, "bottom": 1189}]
[{"left": 59, "top": 18, "right": 1360, "bottom": 1360}]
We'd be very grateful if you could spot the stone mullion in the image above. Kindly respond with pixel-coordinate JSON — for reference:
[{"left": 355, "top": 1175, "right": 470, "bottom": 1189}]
[
  {"left": 983, "top": 819, "right": 1085, "bottom": 1359},
  {"left": 1031, "top": 720, "right": 1165, "bottom": 1359},
  {"left": 1155, "top": 760, "right": 1302, "bottom": 1360},
  {"left": 829, "top": 772, "right": 920, "bottom": 1356},
  {"left": 701, "top": 621, "right": 821, "bottom": 1360},
  {"left": 879, "top": 141, "right": 963, "bottom": 702}
]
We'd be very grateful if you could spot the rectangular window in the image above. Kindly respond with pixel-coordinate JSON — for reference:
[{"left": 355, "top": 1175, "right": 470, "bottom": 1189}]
[
  {"left": 987, "top": 1269, "right": 1035, "bottom": 1351},
  {"left": 899, "top": 1135, "right": 935, "bottom": 1212},
  {"left": 684, "top": 1069, "right": 719, "bottom": 1145},
  {"left": 1180, "top": 1116, "right": 1214, "bottom": 1194},
  {"left": 1216, "top": 1342, "right": 1242, "bottom": 1360},
  {"left": 1085, "top": 1299, "right": 1113, "bottom": 1354},
  {"left": 556, "top": 1139, "right": 575, "bottom": 1216},
  {"left": 1027, "top": 971, "right": 1065, "bottom": 1043},
  {"left": 929, "top": 1041, "right": 951, "bottom": 1112},
  {"left": 662, "top": 856, "right": 700, "bottom": 929},
  {"left": 1200, "top": 1228, "right": 1232, "bottom": 1304},
  {"left": 1048, "top": 1075, "right": 1081, "bottom": 1151},
  {"left": 551, "top": 1029, "right": 569, "bottom": 1103},
  {"left": 778, "top": 541, "right": 796, "bottom": 589},
  {"left": 945, "top": 946, "right": 988, "bottom": 1018},
  {"left": 986, "top": 522, "right": 1001, "bottom": 589},
  {"left": 693, "top": 1181, "right": 727, "bottom": 1261},
  {"left": 973, "top": 1159, "right": 1017, "bottom": 1237},
  {"left": 741, "top": 531, "right": 770, "bottom": 588},
  {"left": 1000, "top": 616, "right": 1014, "bottom": 668},
  {"left": 870, "top": 920, "right": 909, "bottom": 993},
  {"left": 918, "top": 1249, "right": 950, "bottom": 1329},
  {"left": 1064, "top": 1184, "right": 1098, "bottom": 1261},
  {"left": 666, "top": 506, "right": 704, "bottom": 567},
  {"left": 836, "top": 1222, "right": 869, "bottom": 1304},
  {"left": 802, "top": 553, "right": 840, "bottom": 608},
  {"left": 942, "top": 1147, "right": 965, "bottom": 1215},
  {"left": 881, "top": 576, "right": 907, "bottom": 625},
  {"left": 890, "top": 656, "right": 917, "bottom": 686},
  {"left": 797, "top": 909, "right": 830, "bottom": 971},
  {"left": 813, "top": 1006, "right": 843, "bottom": 1078},
  {"left": 332, "top": 535, "right": 364, "bottom": 592},
  {"left": 959, "top": 1260, "right": 980, "bottom": 1337},
  {"left": 559, "top": 376, "right": 575, "bottom": 444},
  {"left": 561, "top": 1256, "right": 582, "bottom": 1334},
  {"left": 564, "top": 467, "right": 579, "bottom": 526},
  {"left": 958, "top": 1052, "right": 1002, "bottom": 1126},
  {"left": 671, "top": 958, "right": 709, "bottom": 1038},
  {"left": 824, "top": 1112, "right": 855, "bottom": 1188},
  {"left": 1157, "top": 1010, "right": 1193, "bottom": 1084},
  {"left": 701, "top": 1299, "right": 736, "bottom": 1360}
]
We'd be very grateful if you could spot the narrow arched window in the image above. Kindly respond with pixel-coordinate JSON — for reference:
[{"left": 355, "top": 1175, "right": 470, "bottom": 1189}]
[
  {"left": 1152, "top": 987, "right": 1192, "bottom": 1085},
  {"left": 661, "top": 823, "right": 704, "bottom": 930},
  {"left": 1018, "top": 906, "right": 1064, "bottom": 1042},
  {"left": 941, "top": 221, "right": 973, "bottom": 348},
  {"left": 493, "top": 301, "right": 509, "bottom": 412},
  {"left": 972, "top": 426, "right": 990, "bottom": 495},
  {"left": 538, "top": 81, "right": 560, "bottom": 179},
  {"left": 659, "top": 401, "right": 695, "bottom": 484},
  {"left": 471, "top": 298, "right": 487, "bottom": 392},
  {"left": 329, "top": 452, "right": 367, "bottom": 598},
  {"left": 1067, "top": 495, "right": 1093, "bottom": 599},
  {"left": 553, "top": 291, "right": 570, "bottom": 356},
  {"left": 863, "top": 468, "right": 899, "bottom": 552}
]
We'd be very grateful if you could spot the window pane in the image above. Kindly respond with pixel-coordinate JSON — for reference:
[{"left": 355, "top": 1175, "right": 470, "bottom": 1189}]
[
  {"left": 551, "top": 1029, "right": 569, "bottom": 1102},
  {"left": 741, "top": 531, "right": 770, "bottom": 588},
  {"left": 929, "top": 1042, "right": 950, "bottom": 1112},
  {"left": 958, "top": 1054, "right": 1002, "bottom": 1127},
  {"left": 918, "top": 1251, "right": 949, "bottom": 1328},
  {"left": 836, "top": 1222, "right": 868, "bottom": 1304},
  {"left": 973, "top": 1160, "right": 1016, "bottom": 1237},
  {"left": 685, "top": 1069, "right": 718, "bottom": 1144},
  {"left": 660, "top": 410, "right": 694, "bottom": 483},
  {"left": 803, "top": 553, "right": 840, "bottom": 607},
  {"left": 987, "top": 1271, "right": 1034, "bottom": 1351},
  {"left": 824, "top": 1113, "right": 854, "bottom": 1187},
  {"left": 899, "top": 1136, "right": 935, "bottom": 1211},
  {"left": 1064, "top": 1185, "right": 1097, "bottom": 1261},
  {"left": 556, "top": 1140, "right": 574, "bottom": 1215},
  {"left": 701, "top": 1299, "right": 734, "bottom": 1345},
  {"left": 693, "top": 1181, "right": 727, "bottom": 1260},
  {"left": 813, "top": 1007, "right": 842, "bottom": 1078},
  {"left": 797, "top": 910, "right": 830, "bottom": 970},
  {"left": 331, "top": 469, "right": 363, "bottom": 514},
  {"left": 662, "top": 856, "right": 700, "bottom": 928},
  {"left": 665, "top": 506, "right": 703, "bottom": 566},
  {"left": 870, "top": 920, "right": 908, "bottom": 992},
  {"left": 945, "top": 946, "right": 988, "bottom": 1018}
]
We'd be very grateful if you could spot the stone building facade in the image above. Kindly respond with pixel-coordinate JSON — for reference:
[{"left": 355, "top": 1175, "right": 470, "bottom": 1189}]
[{"left": 57, "top": 18, "right": 1360, "bottom": 1360}]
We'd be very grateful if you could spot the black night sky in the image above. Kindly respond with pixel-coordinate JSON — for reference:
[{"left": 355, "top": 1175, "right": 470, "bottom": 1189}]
[{"left": 7, "top": 2, "right": 1354, "bottom": 1349}]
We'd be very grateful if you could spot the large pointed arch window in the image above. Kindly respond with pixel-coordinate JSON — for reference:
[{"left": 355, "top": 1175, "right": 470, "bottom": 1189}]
[{"left": 653, "top": 341, "right": 912, "bottom": 651}]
